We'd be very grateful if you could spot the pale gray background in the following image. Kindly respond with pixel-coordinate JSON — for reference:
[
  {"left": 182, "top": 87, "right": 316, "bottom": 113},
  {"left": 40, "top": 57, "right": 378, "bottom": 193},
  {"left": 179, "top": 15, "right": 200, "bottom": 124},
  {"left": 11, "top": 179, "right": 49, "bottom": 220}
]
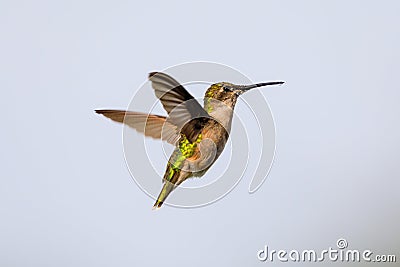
[{"left": 1, "top": 1, "right": 399, "bottom": 266}]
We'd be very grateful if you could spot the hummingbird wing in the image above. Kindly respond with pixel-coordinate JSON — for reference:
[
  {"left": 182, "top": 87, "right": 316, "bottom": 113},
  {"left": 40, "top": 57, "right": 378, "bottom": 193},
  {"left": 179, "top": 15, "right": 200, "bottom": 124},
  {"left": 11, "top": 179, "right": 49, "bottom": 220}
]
[
  {"left": 149, "top": 72, "right": 210, "bottom": 142},
  {"left": 95, "top": 110, "right": 180, "bottom": 145}
]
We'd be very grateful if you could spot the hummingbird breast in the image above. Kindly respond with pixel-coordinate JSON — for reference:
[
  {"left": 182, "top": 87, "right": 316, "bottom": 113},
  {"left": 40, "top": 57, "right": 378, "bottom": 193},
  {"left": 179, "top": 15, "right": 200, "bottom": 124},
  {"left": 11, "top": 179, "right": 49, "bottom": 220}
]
[
  {"left": 187, "top": 119, "right": 230, "bottom": 177},
  {"left": 200, "top": 119, "right": 230, "bottom": 157},
  {"left": 163, "top": 118, "right": 230, "bottom": 184}
]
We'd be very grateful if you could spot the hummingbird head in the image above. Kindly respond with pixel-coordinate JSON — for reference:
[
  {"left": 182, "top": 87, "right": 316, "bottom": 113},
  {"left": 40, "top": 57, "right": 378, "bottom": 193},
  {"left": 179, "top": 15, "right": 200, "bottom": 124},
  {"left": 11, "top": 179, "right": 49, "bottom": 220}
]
[
  {"left": 205, "top": 81, "right": 284, "bottom": 100},
  {"left": 203, "top": 80, "right": 284, "bottom": 116},
  {"left": 202, "top": 80, "right": 284, "bottom": 129},
  {"left": 225, "top": 81, "right": 285, "bottom": 95}
]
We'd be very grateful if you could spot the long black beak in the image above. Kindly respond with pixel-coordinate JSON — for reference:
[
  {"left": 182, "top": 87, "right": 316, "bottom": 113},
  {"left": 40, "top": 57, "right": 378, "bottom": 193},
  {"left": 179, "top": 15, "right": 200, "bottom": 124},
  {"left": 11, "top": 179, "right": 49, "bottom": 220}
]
[{"left": 237, "top": 81, "right": 285, "bottom": 91}]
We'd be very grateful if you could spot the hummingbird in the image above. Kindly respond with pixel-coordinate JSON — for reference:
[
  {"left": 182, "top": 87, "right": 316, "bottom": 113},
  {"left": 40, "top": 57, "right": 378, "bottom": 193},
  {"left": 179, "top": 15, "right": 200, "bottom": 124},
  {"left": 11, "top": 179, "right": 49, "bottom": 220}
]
[{"left": 96, "top": 72, "right": 284, "bottom": 209}]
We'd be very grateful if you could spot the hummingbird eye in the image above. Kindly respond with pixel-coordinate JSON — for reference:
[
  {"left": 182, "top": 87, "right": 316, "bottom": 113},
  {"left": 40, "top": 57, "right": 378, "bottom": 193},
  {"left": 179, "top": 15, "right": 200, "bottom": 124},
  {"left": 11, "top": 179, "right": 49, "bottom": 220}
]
[{"left": 222, "top": 86, "right": 230, "bottom": 92}]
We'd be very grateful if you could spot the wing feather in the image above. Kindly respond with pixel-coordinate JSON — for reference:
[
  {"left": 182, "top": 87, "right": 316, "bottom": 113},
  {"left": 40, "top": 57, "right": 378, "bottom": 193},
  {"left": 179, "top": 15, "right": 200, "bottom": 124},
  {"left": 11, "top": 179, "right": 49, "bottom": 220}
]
[
  {"left": 148, "top": 72, "right": 209, "bottom": 142},
  {"left": 95, "top": 109, "right": 179, "bottom": 145}
]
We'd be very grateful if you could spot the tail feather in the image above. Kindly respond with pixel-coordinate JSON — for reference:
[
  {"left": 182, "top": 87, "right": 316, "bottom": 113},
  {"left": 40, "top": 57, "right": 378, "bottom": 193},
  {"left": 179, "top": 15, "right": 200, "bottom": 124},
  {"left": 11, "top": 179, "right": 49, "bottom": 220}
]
[{"left": 153, "top": 182, "right": 175, "bottom": 209}]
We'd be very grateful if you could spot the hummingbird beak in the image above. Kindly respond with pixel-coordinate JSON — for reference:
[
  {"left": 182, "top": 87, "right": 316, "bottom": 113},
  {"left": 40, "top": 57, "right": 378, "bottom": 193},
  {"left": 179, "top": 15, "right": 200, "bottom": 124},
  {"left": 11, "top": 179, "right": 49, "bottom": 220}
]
[{"left": 238, "top": 81, "right": 285, "bottom": 92}]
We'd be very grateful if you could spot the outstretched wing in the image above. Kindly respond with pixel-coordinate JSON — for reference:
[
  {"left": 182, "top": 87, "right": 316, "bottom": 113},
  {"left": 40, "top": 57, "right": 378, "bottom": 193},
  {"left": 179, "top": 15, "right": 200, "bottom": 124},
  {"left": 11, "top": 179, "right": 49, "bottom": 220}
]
[
  {"left": 95, "top": 110, "right": 180, "bottom": 145},
  {"left": 148, "top": 72, "right": 209, "bottom": 142}
]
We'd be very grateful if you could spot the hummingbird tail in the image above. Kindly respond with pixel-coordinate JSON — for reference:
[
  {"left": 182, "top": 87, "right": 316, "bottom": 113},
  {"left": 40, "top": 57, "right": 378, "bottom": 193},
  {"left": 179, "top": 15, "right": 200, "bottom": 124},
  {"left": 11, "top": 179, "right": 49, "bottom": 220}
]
[{"left": 153, "top": 182, "right": 175, "bottom": 210}]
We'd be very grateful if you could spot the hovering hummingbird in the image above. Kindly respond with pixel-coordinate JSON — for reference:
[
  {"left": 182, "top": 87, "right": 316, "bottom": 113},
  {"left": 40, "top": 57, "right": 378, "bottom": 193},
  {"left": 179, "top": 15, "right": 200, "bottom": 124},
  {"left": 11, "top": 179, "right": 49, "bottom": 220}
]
[{"left": 96, "top": 72, "right": 284, "bottom": 209}]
